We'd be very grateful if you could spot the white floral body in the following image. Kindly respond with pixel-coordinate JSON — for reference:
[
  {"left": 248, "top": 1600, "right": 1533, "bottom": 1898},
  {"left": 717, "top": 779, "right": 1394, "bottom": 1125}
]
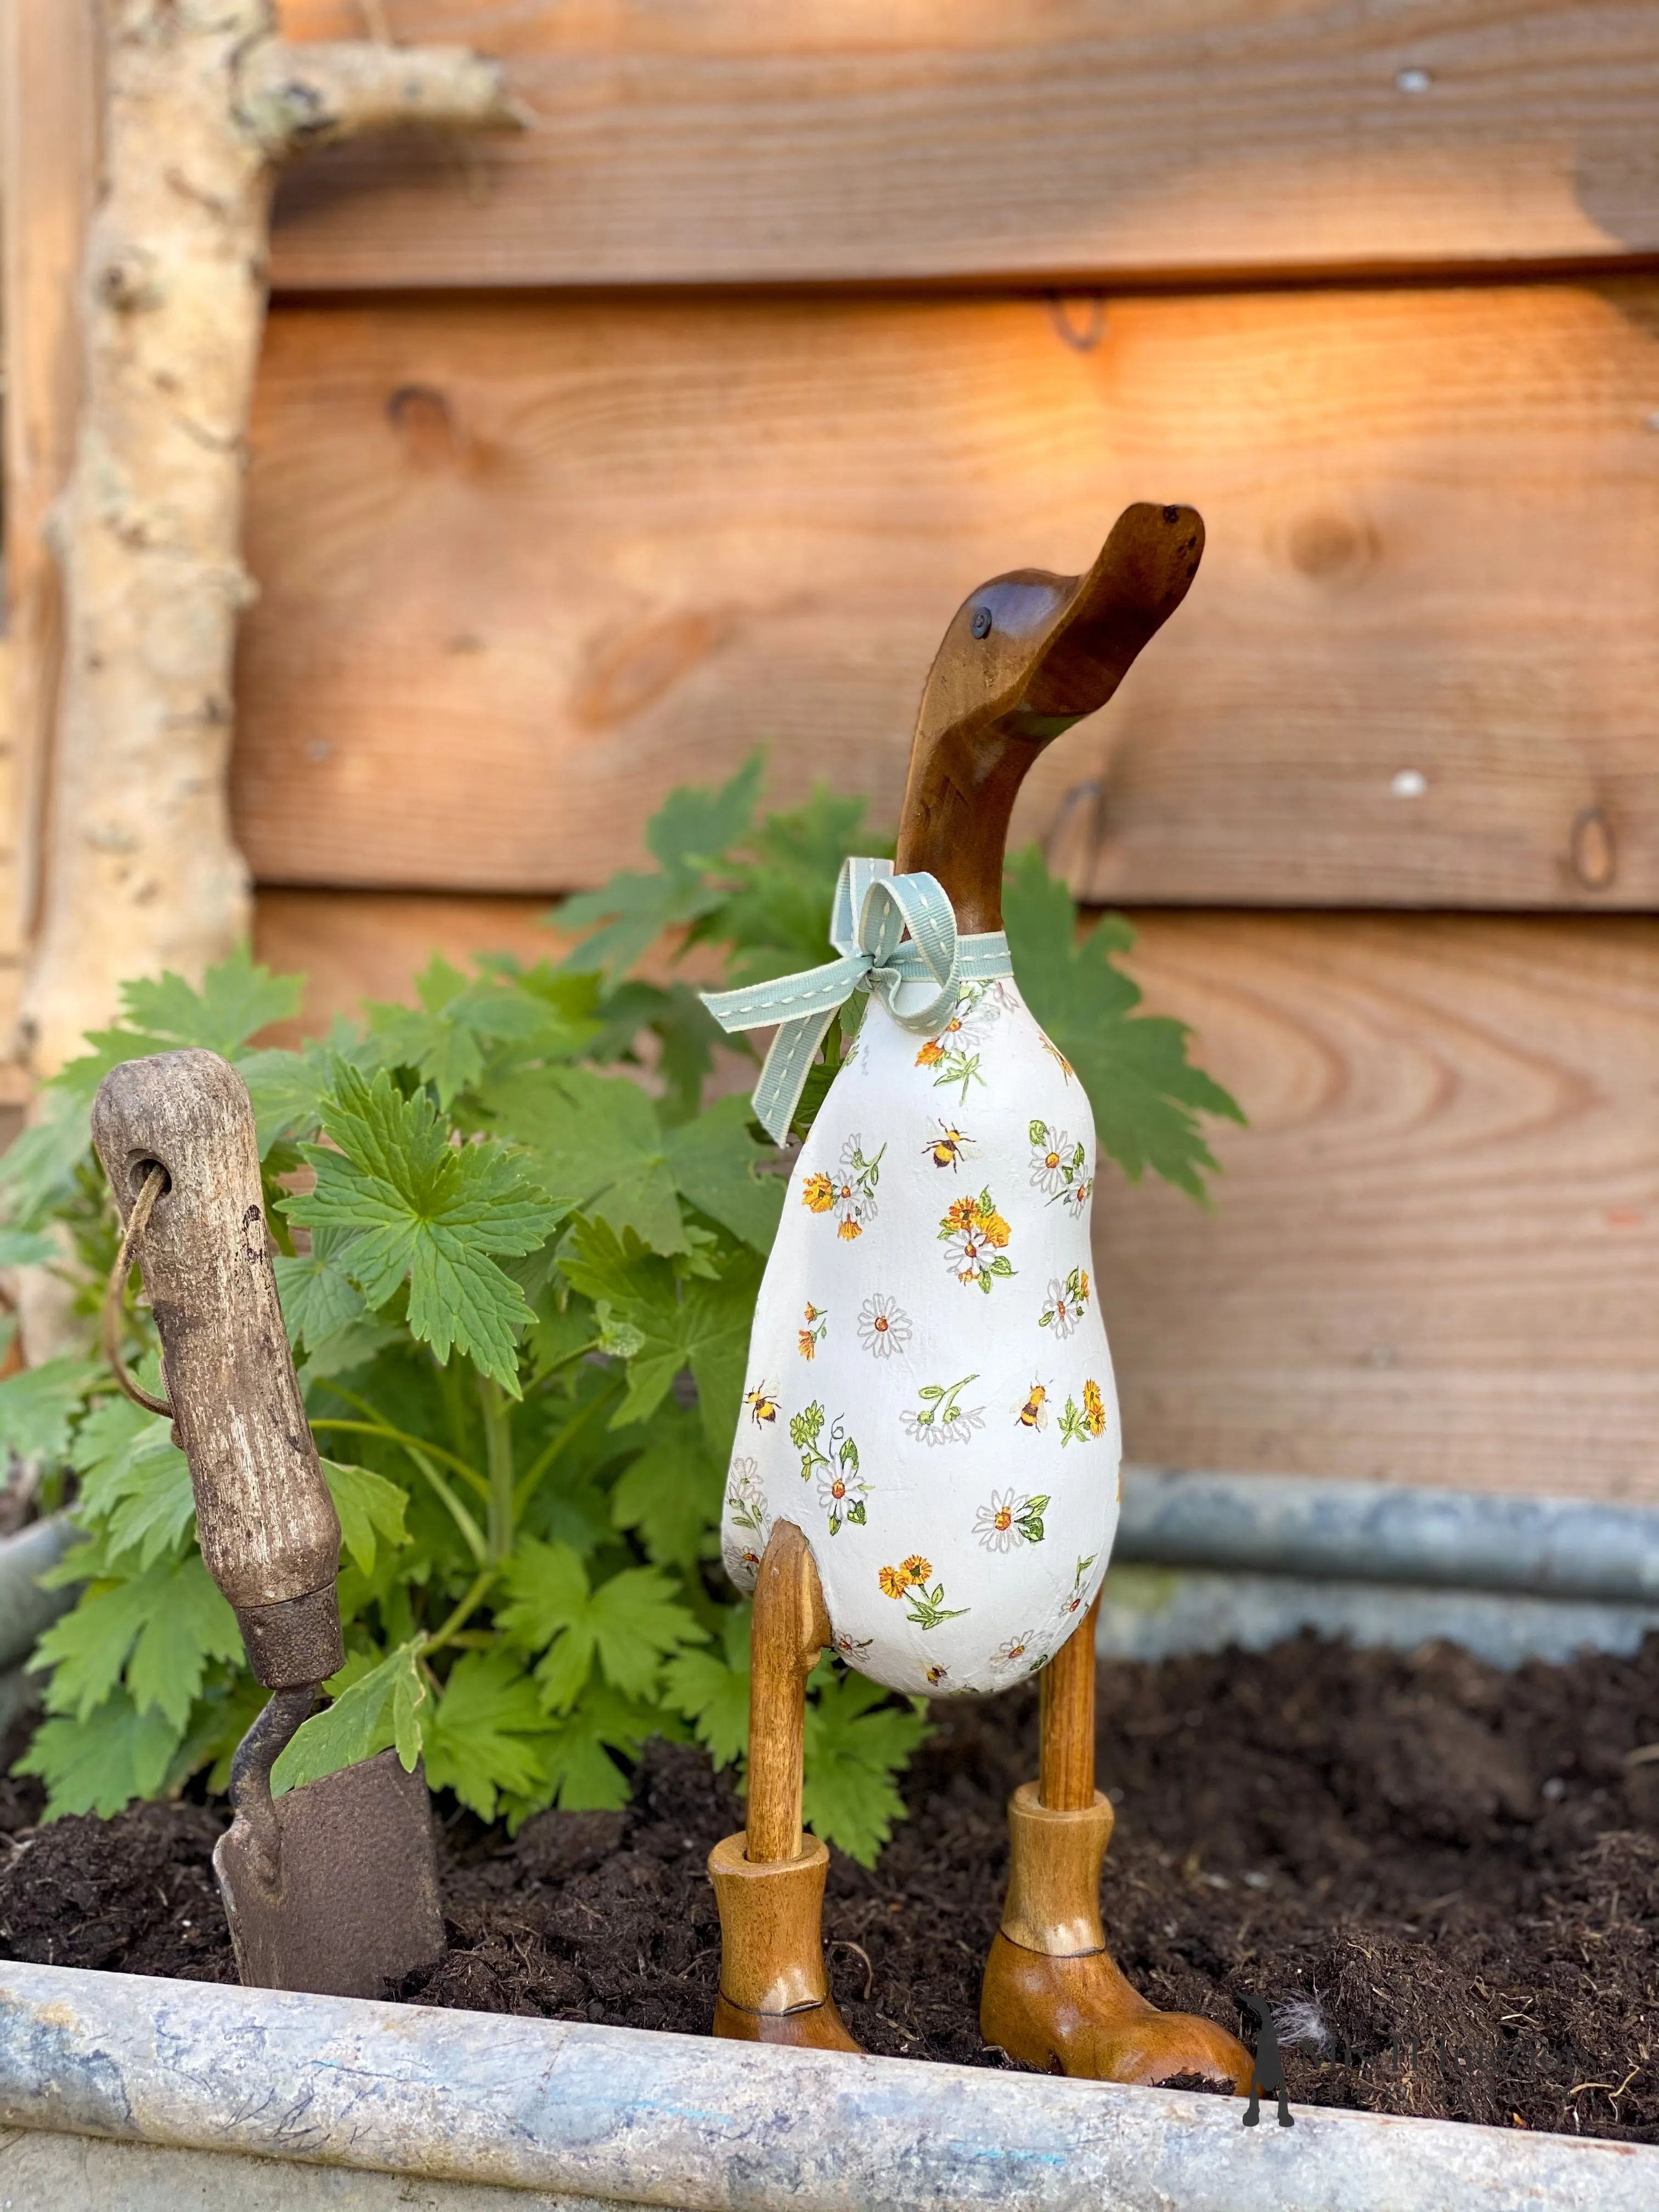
[{"left": 723, "top": 968, "right": 1120, "bottom": 1696}]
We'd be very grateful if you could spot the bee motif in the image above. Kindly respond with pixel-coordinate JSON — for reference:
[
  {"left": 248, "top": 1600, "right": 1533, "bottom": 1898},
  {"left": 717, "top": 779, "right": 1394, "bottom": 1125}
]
[
  {"left": 1015, "top": 1382, "right": 1049, "bottom": 1432},
  {"left": 744, "top": 1383, "right": 779, "bottom": 1427},
  {"left": 923, "top": 1122, "right": 976, "bottom": 1172}
]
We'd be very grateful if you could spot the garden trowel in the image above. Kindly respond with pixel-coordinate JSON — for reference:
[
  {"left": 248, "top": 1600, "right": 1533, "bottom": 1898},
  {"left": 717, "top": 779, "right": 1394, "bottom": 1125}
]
[{"left": 92, "top": 1048, "right": 444, "bottom": 1997}]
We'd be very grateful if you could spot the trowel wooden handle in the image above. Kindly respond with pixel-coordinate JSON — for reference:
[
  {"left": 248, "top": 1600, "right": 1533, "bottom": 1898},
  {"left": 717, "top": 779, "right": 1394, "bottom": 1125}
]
[
  {"left": 895, "top": 501, "right": 1204, "bottom": 931},
  {"left": 92, "top": 1048, "right": 344, "bottom": 1689}
]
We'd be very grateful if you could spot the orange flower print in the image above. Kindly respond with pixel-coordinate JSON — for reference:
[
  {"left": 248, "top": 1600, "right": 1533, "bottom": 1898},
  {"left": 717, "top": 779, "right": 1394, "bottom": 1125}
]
[
  {"left": 1057, "top": 1381, "right": 1108, "bottom": 1447},
  {"left": 939, "top": 1189, "right": 1015, "bottom": 1293},
  {"left": 806, "top": 1136, "right": 883, "bottom": 1241},
  {"left": 1083, "top": 1379, "right": 1107, "bottom": 1437},
  {"left": 899, "top": 1554, "right": 933, "bottom": 1585},
  {"left": 915, "top": 1037, "right": 946, "bottom": 1068},
  {"left": 878, "top": 1564, "right": 909, "bottom": 1600},
  {"left": 798, "top": 1302, "right": 827, "bottom": 1361}
]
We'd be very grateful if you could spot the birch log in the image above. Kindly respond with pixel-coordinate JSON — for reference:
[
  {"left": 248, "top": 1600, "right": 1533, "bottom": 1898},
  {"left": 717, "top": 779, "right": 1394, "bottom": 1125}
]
[{"left": 18, "top": 1, "right": 520, "bottom": 1077}]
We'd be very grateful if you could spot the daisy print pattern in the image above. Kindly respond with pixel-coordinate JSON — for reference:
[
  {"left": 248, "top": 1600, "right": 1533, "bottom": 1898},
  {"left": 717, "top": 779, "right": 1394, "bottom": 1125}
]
[
  {"left": 990, "top": 1627, "right": 1051, "bottom": 1679},
  {"left": 720, "top": 950, "right": 1121, "bottom": 1699},
  {"left": 901, "top": 1374, "right": 985, "bottom": 1447},
  {"left": 790, "top": 1402, "right": 867, "bottom": 1533},
  {"left": 857, "top": 1292, "right": 912, "bottom": 1358},
  {"left": 973, "top": 1488, "right": 1049, "bottom": 1551},
  {"left": 1039, "top": 1267, "right": 1090, "bottom": 1340},
  {"left": 939, "top": 1189, "right": 1015, "bottom": 1292},
  {"left": 1029, "top": 1120, "right": 1090, "bottom": 1212},
  {"left": 801, "top": 1135, "right": 885, "bottom": 1242}
]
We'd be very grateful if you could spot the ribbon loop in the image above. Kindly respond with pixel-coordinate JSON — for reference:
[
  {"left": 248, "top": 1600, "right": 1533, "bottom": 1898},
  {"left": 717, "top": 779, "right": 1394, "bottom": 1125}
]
[{"left": 700, "top": 857, "right": 1013, "bottom": 1144}]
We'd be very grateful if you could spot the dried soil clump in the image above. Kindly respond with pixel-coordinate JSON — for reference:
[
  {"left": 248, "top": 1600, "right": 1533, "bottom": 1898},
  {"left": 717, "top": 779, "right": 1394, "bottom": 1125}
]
[{"left": 4, "top": 1632, "right": 1657, "bottom": 2141}]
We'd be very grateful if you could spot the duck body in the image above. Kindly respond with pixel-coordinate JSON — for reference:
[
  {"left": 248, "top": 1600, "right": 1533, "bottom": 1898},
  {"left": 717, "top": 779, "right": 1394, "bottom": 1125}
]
[{"left": 723, "top": 958, "right": 1120, "bottom": 1696}]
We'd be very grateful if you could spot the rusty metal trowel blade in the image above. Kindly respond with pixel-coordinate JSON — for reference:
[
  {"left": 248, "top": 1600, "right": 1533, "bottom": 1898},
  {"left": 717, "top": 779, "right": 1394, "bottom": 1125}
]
[{"left": 213, "top": 1750, "right": 444, "bottom": 1997}]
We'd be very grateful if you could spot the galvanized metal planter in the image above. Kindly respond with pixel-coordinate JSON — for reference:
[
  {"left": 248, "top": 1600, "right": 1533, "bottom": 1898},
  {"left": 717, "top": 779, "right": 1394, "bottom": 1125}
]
[
  {"left": 6, "top": 1477, "right": 1659, "bottom": 2206},
  {"left": 3, "top": 1961, "right": 1657, "bottom": 2211}
]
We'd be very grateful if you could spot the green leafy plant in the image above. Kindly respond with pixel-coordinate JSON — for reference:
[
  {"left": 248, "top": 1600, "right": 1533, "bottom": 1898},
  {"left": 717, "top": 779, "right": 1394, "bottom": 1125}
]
[{"left": 0, "top": 762, "right": 1239, "bottom": 1866}]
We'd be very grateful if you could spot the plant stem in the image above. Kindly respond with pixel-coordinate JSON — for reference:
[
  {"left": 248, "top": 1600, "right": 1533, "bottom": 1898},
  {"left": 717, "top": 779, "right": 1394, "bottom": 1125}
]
[
  {"left": 422, "top": 1564, "right": 497, "bottom": 1659},
  {"left": 310, "top": 1418, "right": 488, "bottom": 1562},
  {"left": 511, "top": 1372, "right": 624, "bottom": 1517},
  {"left": 477, "top": 1370, "right": 515, "bottom": 1562},
  {"left": 308, "top": 1403, "right": 491, "bottom": 1501}
]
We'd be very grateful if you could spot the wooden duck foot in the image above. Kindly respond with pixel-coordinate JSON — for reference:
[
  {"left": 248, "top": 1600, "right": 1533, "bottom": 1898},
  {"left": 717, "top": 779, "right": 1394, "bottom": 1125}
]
[
  {"left": 980, "top": 1784, "right": 1251, "bottom": 2090},
  {"left": 708, "top": 1833, "right": 861, "bottom": 2050},
  {"left": 710, "top": 1522, "right": 863, "bottom": 2052}
]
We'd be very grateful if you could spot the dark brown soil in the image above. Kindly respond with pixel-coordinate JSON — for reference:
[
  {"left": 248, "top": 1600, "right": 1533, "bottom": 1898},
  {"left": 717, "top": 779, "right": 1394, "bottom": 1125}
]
[{"left": 5, "top": 1633, "right": 1658, "bottom": 2142}]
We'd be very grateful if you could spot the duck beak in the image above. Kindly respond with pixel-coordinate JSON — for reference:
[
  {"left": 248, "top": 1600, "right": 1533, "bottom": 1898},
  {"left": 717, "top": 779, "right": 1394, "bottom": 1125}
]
[{"left": 1013, "top": 501, "right": 1205, "bottom": 732}]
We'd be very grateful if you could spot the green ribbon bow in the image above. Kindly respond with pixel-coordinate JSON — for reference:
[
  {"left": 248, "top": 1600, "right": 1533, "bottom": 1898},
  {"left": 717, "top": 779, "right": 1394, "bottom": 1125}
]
[{"left": 699, "top": 857, "right": 1012, "bottom": 1143}]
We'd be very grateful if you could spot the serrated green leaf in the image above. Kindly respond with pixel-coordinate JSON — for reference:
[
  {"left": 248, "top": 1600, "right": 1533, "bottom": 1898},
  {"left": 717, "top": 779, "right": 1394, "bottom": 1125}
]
[
  {"left": 554, "top": 755, "right": 764, "bottom": 983},
  {"left": 58, "top": 945, "right": 303, "bottom": 1102},
  {"left": 662, "top": 1604, "right": 751, "bottom": 1769},
  {"left": 287, "top": 1066, "right": 563, "bottom": 1390},
  {"left": 685, "top": 782, "right": 883, "bottom": 986},
  {"left": 662, "top": 1094, "right": 784, "bottom": 1251},
  {"left": 0, "top": 1355, "right": 102, "bottom": 1462},
  {"left": 270, "top": 1640, "right": 426, "bottom": 1796},
  {"left": 365, "top": 956, "right": 595, "bottom": 1109},
  {"left": 0, "top": 1087, "right": 96, "bottom": 1222},
  {"left": 801, "top": 1664, "right": 930, "bottom": 1866},
  {"left": 1003, "top": 846, "right": 1244, "bottom": 1201},
  {"left": 31, "top": 1552, "right": 236, "bottom": 1728},
  {"left": 497, "top": 1537, "right": 706, "bottom": 1712},
  {"left": 15, "top": 1692, "right": 182, "bottom": 1819},
  {"left": 610, "top": 1403, "right": 724, "bottom": 1570},
  {"left": 421, "top": 1647, "right": 552, "bottom": 1820},
  {"left": 481, "top": 1065, "right": 685, "bottom": 1256},
  {"left": 322, "top": 1456, "right": 410, "bottom": 1575},
  {"left": 236, "top": 1046, "right": 325, "bottom": 1154},
  {"left": 124, "top": 1555, "right": 241, "bottom": 1730},
  {"left": 72, "top": 1386, "right": 194, "bottom": 1569},
  {"left": 560, "top": 1218, "right": 760, "bottom": 1451},
  {"left": 524, "top": 1685, "right": 660, "bottom": 1818},
  {"left": 273, "top": 1226, "right": 367, "bottom": 1351}
]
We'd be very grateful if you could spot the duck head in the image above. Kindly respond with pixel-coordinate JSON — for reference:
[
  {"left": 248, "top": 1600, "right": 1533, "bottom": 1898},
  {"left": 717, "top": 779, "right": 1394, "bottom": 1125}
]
[{"left": 895, "top": 501, "right": 1204, "bottom": 931}]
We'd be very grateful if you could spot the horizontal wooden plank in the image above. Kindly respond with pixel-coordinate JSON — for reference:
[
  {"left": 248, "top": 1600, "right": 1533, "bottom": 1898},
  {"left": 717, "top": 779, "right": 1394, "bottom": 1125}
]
[
  {"left": 234, "top": 282, "right": 1659, "bottom": 909},
  {"left": 253, "top": 893, "right": 1659, "bottom": 1503},
  {"left": 268, "top": 3, "right": 1659, "bottom": 286}
]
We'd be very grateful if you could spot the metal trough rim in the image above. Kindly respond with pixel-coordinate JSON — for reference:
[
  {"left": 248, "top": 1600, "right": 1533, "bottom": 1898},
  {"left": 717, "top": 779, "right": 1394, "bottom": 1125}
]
[{"left": 1, "top": 1961, "right": 1655, "bottom": 2211}]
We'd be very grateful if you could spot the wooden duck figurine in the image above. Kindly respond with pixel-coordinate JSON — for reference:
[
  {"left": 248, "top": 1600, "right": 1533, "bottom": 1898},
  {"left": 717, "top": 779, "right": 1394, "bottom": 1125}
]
[{"left": 703, "top": 503, "right": 1252, "bottom": 2092}]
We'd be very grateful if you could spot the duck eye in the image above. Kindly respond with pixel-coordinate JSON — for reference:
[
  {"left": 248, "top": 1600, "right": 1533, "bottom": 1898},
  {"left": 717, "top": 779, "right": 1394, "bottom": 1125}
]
[{"left": 970, "top": 605, "right": 992, "bottom": 639}]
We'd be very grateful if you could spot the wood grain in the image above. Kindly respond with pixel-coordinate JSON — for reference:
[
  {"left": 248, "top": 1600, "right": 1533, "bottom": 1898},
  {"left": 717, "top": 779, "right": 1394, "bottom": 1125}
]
[
  {"left": 255, "top": 891, "right": 1659, "bottom": 1505},
  {"left": 268, "top": 2, "right": 1659, "bottom": 286},
  {"left": 1096, "top": 911, "right": 1659, "bottom": 1505},
  {"left": 234, "top": 283, "right": 1659, "bottom": 910}
]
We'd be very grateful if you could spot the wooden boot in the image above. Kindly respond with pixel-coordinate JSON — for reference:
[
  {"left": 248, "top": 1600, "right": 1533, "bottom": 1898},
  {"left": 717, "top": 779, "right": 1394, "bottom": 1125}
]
[
  {"left": 709, "top": 1833, "right": 858, "bottom": 2048},
  {"left": 980, "top": 1599, "right": 1250, "bottom": 2090},
  {"left": 709, "top": 1520, "right": 860, "bottom": 2051}
]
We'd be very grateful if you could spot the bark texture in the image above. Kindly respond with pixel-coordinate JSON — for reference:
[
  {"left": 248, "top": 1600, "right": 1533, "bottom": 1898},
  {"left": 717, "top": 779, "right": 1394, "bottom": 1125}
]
[
  {"left": 91, "top": 1047, "right": 340, "bottom": 1626},
  {"left": 20, "top": 1, "right": 517, "bottom": 1076}
]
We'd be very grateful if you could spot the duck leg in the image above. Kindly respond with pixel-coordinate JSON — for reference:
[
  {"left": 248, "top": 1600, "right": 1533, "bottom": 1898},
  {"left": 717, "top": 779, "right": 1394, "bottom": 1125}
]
[
  {"left": 709, "top": 1520, "right": 861, "bottom": 2049},
  {"left": 980, "top": 1595, "right": 1251, "bottom": 2089}
]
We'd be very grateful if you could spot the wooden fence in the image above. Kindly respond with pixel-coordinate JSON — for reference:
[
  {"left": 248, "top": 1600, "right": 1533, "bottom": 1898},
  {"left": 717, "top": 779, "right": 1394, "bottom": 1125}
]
[{"left": 6, "top": 2, "right": 1658, "bottom": 1498}]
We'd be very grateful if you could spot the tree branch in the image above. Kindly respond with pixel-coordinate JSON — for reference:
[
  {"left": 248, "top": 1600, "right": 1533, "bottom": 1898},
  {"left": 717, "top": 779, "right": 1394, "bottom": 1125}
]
[{"left": 235, "top": 38, "right": 526, "bottom": 159}]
